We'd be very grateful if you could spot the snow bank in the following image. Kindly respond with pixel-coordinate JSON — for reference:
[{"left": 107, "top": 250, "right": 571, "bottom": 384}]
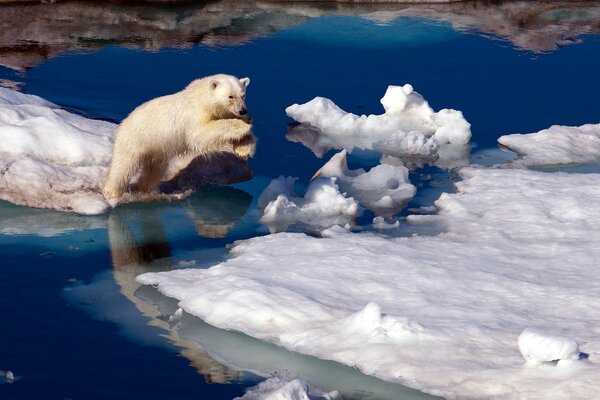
[
  {"left": 498, "top": 123, "right": 600, "bottom": 167},
  {"left": 518, "top": 329, "right": 580, "bottom": 365},
  {"left": 285, "top": 84, "right": 471, "bottom": 158},
  {"left": 313, "top": 150, "right": 415, "bottom": 216},
  {"left": 258, "top": 176, "right": 358, "bottom": 233},
  {"left": 139, "top": 166, "right": 600, "bottom": 399},
  {"left": 0, "top": 88, "right": 114, "bottom": 214},
  {"left": 237, "top": 375, "right": 340, "bottom": 400}
]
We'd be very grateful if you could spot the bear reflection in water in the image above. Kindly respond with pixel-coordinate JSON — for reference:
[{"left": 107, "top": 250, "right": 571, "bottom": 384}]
[{"left": 107, "top": 185, "right": 252, "bottom": 383}]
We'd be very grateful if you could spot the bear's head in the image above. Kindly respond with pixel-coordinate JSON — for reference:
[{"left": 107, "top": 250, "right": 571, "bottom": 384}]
[{"left": 209, "top": 74, "right": 251, "bottom": 119}]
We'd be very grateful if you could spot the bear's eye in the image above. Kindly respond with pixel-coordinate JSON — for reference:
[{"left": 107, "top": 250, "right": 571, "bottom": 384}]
[{"left": 228, "top": 96, "right": 234, "bottom": 99}]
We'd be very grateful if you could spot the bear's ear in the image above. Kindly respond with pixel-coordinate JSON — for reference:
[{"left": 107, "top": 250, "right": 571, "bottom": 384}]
[
  {"left": 240, "top": 77, "right": 250, "bottom": 88},
  {"left": 211, "top": 80, "right": 219, "bottom": 90}
]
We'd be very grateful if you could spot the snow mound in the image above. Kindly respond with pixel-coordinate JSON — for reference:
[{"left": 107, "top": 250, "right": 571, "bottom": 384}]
[
  {"left": 259, "top": 176, "right": 358, "bottom": 233},
  {"left": 238, "top": 375, "right": 341, "bottom": 400},
  {"left": 285, "top": 84, "right": 471, "bottom": 157},
  {"left": 518, "top": 329, "right": 580, "bottom": 365},
  {"left": 313, "top": 150, "right": 415, "bottom": 216},
  {"left": 498, "top": 123, "right": 600, "bottom": 167},
  {"left": 139, "top": 167, "right": 600, "bottom": 399},
  {"left": 0, "top": 88, "right": 114, "bottom": 214}
]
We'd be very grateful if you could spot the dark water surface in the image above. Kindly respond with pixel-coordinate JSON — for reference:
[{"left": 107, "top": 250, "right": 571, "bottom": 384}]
[{"left": 1, "top": 2, "right": 600, "bottom": 399}]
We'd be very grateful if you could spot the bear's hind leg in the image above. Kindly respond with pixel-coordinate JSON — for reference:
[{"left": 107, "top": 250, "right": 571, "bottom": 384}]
[
  {"left": 103, "top": 155, "right": 142, "bottom": 201},
  {"left": 135, "top": 158, "right": 168, "bottom": 194}
]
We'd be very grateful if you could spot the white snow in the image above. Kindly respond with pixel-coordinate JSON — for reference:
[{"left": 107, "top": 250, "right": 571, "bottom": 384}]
[
  {"left": 0, "top": 88, "right": 114, "bottom": 214},
  {"left": 518, "top": 329, "right": 581, "bottom": 365},
  {"left": 258, "top": 176, "right": 358, "bottom": 233},
  {"left": 285, "top": 84, "right": 471, "bottom": 158},
  {"left": 498, "top": 123, "right": 600, "bottom": 167},
  {"left": 312, "top": 150, "right": 415, "bottom": 215},
  {"left": 237, "top": 375, "right": 341, "bottom": 400},
  {"left": 139, "top": 166, "right": 600, "bottom": 399}
]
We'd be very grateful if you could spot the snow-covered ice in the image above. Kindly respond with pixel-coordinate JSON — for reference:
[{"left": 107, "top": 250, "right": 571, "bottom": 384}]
[
  {"left": 139, "top": 166, "right": 600, "bottom": 399},
  {"left": 0, "top": 87, "right": 114, "bottom": 214},
  {"left": 258, "top": 176, "right": 358, "bottom": 233},
  {"left": 237, "top": 374, "right": 340, "bottom": 400},
  {"left": 312, "top": 150, "right": 415, "bottom": 216},
  {"left": 518, "top": 329, "right": 581, "bottom": 365},
  {"left": 285, "top": 84, "right": 471, "bottom": 159},
  {"left": 498, "top": 123, "right": 600, "bottom": 167}
]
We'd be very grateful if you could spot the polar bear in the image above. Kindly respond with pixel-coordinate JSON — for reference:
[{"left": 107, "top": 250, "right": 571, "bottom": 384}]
[{"left": 102, "top": 74, "right": 256, "bottom": 203}]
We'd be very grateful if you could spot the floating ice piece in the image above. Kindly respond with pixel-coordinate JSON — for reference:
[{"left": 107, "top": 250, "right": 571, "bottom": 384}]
[
  {"left": 0, "top": 370, "right": 15, "bottom": 383},
  {"left": 238, "top": 375, "right": 341, "bottom": 400},
  {"left": 139, "top": 167, "right": 600, "bottom": 399},
  {"left": 313, "top": 150, "right": 415, "bottom": 216},
  {"left": 0, "top": 88, "right": 114, "bottom": 214},
  {"left": 498, "top": 123, "right": 600, "bottom": 167},
  {"left": 259, "top": 176, "right": 358, "bottom": 233},
  {"left": 518, "top": 329, "right": 580, "bottom": 365},
  {"left": 285, "top": 84, "right": 471, "bottom": 158}
]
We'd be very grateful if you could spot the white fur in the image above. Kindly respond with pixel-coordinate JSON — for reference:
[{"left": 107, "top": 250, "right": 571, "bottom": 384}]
[{"left": 103, "top": 74, "right": 255, "bottom": 201}]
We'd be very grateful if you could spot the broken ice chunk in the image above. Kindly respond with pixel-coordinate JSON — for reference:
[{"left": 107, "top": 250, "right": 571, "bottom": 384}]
[
  {"left": 312, "top": 150, "right": 416, "bottom": 216},
  {"left": 259, "top": 176, "right": 358, "bottom": 233},
  {"left": 285, "top": 84, "right": 471, "bottom": 159},
  {"left": 518, "top": 328, "right": 580, "bottom": 365}
]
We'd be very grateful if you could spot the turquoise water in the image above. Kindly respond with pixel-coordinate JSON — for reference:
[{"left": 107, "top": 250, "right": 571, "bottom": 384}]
[{"left": 1, "top": 4, "right": 600, "bottom": 399}]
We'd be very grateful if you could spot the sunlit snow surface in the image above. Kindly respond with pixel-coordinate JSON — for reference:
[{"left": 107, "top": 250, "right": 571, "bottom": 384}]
[
  {"left": 285, "top": 84, "right": 471, "bottom": 157},
  {"left": 139, "top": 166, "right": 600, "bottom": 399},
  {"left": 0, "top": 87, "right": 113, "bottom": 214},
  {"left": 498, "top": 123, "right": 600, "bottom": 167}
]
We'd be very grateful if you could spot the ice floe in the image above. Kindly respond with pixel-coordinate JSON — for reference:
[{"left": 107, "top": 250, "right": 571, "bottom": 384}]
[
  {"left": 498, "top": 123, "right": 600, "bottom": 167},
  {"left": 285, "top": 84, "right": 471, "bottom": 161},
  {"left": 139, "top": 166, "right": 600, "bottom": 399},
  {"left": 313, "top": 150, "right": 415, "bottom": 216},
  {"left": 0, "top": 88, "right": 114, "bottom": 214},
  {"left": 0, "top": 88, "right": 253, "bottom": 214},
  {"left": 258, "top": 176, "right": 358, "bottom": 233}
]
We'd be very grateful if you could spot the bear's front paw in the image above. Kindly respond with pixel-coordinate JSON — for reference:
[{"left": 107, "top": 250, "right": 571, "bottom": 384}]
[
  {"left": 231, "top": 118, "right": 253, "bottom": 136},
  {"left": 232, "top": 134, "right": 257, "bottom": 159}
]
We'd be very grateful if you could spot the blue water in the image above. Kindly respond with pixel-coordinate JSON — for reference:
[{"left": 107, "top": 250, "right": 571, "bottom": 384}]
[{"left": 1, "top": 6, "right": 600, "bottom": 400}]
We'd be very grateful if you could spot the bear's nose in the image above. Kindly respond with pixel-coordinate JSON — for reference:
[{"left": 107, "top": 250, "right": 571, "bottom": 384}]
[{"left": 239, "top": 108, "right": 247, "bottom": 115}]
